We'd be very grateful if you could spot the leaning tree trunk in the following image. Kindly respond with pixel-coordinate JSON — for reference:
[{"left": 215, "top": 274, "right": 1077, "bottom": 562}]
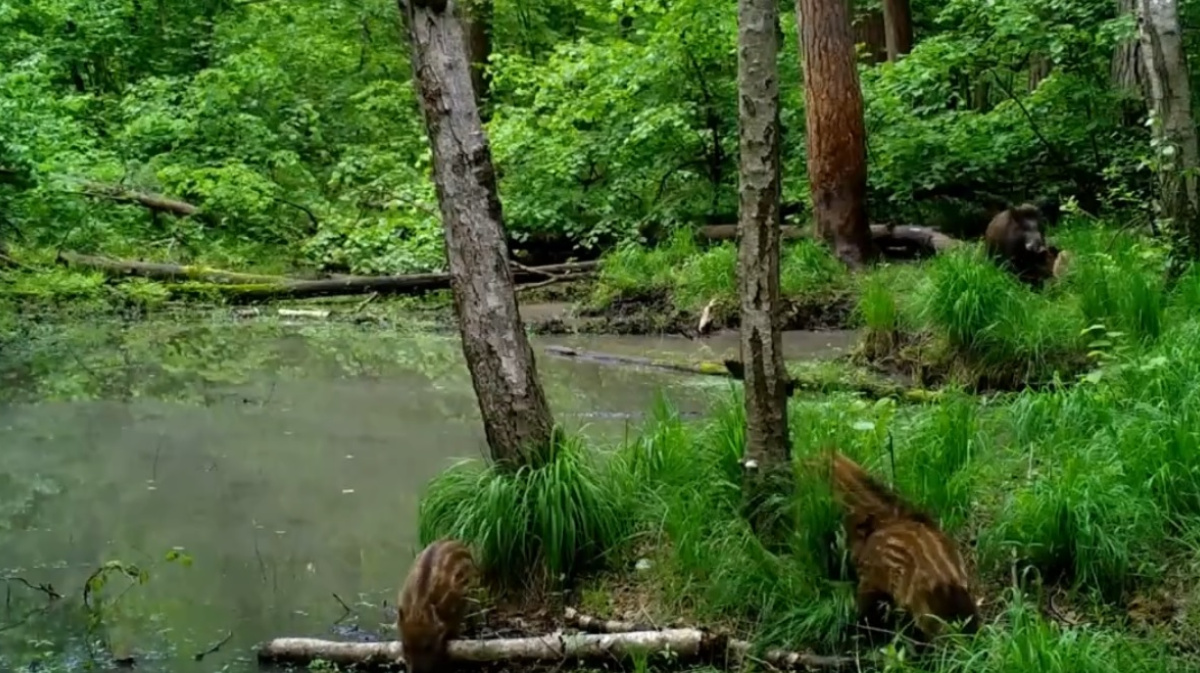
[
  {"left": 1136, "top": 0, "right": 1200, "bottom": 279},
  {"left": 402, "top": 0, "right": 556, "bottom": 466},
  {"left": 736, "top": 0, "right": 792, "bottom": 541},
  {"left": 881, "top": 0, "right": 912, "bottom": 61},
  {"left": 797, "top": 0, "right": 876, "bottom": 268}
]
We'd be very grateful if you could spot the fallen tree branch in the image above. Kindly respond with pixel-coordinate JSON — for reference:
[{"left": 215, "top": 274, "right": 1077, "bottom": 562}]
[
  {"left": 257, "top": 629, "right": 860, "bottom": 670},
  {"left": 78, "top": 181, "right": 200, "bottom": 218},
  {"left": 565, "top": 608, "right": 865, "bottom": 671},
  {"left": 258, "top": 630, "right": 718, "bottom": 668},
  {"left": 564, "top": 607, "right": 660, "bottom": 633},
  {"left": 56, "top": 252, "right": 291, "bottom": 284},
  {"left": 56, "top": 252, "right": 599, "bottom": 300}
]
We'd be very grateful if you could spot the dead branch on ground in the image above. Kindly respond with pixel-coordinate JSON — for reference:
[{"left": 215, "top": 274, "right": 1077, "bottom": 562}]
[{"left": 257, "top": 627, "right": 861, "bottom": 670}]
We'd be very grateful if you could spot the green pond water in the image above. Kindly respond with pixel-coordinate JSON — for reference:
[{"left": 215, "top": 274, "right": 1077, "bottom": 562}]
[{"left": 0, "top": 317, "right": 855, "bottom": 672}]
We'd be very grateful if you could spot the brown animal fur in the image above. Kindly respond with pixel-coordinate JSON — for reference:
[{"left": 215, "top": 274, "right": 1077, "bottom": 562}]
[
  {"left": 984, "top": 203, "right": 1051, "bottom": 287},
  {"left": 397, "top": 539, "right": 478, "bottom": 673},
  {"left": 822, "top": 452, "right": 979, "bottom": 643}
]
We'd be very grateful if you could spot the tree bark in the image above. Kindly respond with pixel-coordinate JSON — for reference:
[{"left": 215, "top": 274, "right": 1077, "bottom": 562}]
[
  {"left": 797, "top": 0, "right": 876, "bottom": 268},
  {"left": 1136, "top": 0, "right": 1200, "bottom": 277},
  {"left": 257, "top": 630, "right": 860, "bottom": 670},
  {"left": 402, "top": 0, "right": 556, "bottom": 466},
  {"left": 881, "top": 0, "right": 912, "bottom": 61},
  {"left": 1113, "top": 0, "right": 1145, "bottom": 100},
  {"left": 460, "top": 0, "right": 492, "bottom": 113},
  {"left": 737, "top": 0, "right": 792, "bottom": 539},
  {"left": 851, "top": 9, "right": 887, "bottom": 64}
]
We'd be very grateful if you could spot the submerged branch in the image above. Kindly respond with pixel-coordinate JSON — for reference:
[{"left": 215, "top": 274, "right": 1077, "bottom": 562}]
[{"left": 542, "top": 347, "right": 939, "bottom": 402}]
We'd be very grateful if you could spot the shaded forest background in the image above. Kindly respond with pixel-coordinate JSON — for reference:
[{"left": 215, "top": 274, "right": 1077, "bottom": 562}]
[{"left": 0, "top": 0, "right": 1182, "bottom": 275}]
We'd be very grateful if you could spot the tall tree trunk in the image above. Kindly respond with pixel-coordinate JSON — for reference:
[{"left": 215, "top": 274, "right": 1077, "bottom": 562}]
[
  {"left": 851, "top": 9, "right": 887, "bottom": 64},
  {"left": 1113, "top": 0, "right": 1145, "bottom": 97},
  {"left": 797, "top": 0, "right": 876, "bottom": 268},
  {"left": 401, "top": 0, "right": 555, "bottom": 466},
  {"left": 1113, "top": 0, "right": 1147, "bottom": 125},
  {"left": 460, "top": 0, "right": 492, "bottom": 114},
  {"left": 1028, "top": 55, "right": 1052, "bottom": 90},
  {"left": 1137, "top": 0, "right": 1200, "bottom": 279},
  {"left": 737, "top": 0, "right": 791, "bottom": 540},
  {"left": 881, "top": 0, "right": 912, "bottom": 61}
]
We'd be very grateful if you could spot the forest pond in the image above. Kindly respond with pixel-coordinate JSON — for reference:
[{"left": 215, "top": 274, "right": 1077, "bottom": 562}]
[{"left": 0, "top": 318, "right": 855, "bottom": 672}]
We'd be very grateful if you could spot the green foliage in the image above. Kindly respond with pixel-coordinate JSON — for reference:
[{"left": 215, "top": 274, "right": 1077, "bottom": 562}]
[
  {"left": 593, "top": 234, "right": 850, "bottom": 311},
  {"left": 0, "top": 0, "right": 1166, "bottom": 288}
]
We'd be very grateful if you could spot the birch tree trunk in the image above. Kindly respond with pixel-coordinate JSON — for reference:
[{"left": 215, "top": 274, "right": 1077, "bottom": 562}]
[
  {"left": 797, "top": 0, "right": 876, "bottom": 268},
  {"left": 1136, "top": 0, "right": 1200, "bottom": 278},
  {"left": 737, "top": 0, "right": 792, "bottom": 539},
  {"left": 402, "top": 0, "right": 556, "bottom": 466}
]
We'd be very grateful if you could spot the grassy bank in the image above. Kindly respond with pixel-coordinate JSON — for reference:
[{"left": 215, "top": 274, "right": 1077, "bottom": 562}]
[
  {"left": 414, "top": 224, "right": 1200, "bottom": 671},
  {"left": 583, "top": 221, "right": 1184, "bottom": 390},
  {"left": 419, "top": 316, "right": 1200, "bottom": 670}
]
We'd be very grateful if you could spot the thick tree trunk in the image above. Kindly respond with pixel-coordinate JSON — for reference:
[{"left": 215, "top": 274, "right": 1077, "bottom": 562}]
[
  {"left": 460, "top": 0, "right": 492, "bottom": 113},
  {"left": 881, "top": 0, "right": 912, "bottom": 61},
  {"left": 736, "top": 0, "right": 792, "bottom": 538},
  {"left": 402, "top": 0, "right": 556, "bottom": 466},
  {"left": 797, "top": 0, "right": 876, "bottom": 268},
  {"left": 1136, "top": 0, "right": 1200, "bottom": 277}
]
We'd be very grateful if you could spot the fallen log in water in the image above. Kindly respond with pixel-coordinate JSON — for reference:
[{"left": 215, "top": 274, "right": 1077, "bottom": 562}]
[
  {"left": 543, "top": 347, "right": 940, "bottom": 403},
  {"left": 542, "top": 345, "right": 732, "bottom": 378},
  {"left": 55, "top": 252, "right": 597, "bottom": 300},
  {"left": 257, "top": 628, "right": 860, "bottom": 670}
]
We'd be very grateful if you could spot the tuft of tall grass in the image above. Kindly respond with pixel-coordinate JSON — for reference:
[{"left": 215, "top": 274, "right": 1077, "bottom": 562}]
[
  {"left": 895, "top": 391, "right": 981, "bottom": 531},
  {"left": 914, "top": 248, "right": 1081, "bottom": 379},
  {"left": 780, "top": 239, "right": 851, "bottom": 296},
  {"left": 418, "top": 432, "right": 630, "bottom": 588},
  {"left": 1069, "top": 242, "right": 1166, "bottom": 342}
]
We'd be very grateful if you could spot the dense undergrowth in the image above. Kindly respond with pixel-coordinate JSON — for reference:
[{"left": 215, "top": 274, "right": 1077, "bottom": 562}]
[
  {"left": 415, "top": 228, "right": 1200, "bottom": 670},
  {"left": 584, "top": 220, "right": 1180, "bottom": 389},
  {"left": 419, "top": 310, "right": 1200, "bottom": 671}
]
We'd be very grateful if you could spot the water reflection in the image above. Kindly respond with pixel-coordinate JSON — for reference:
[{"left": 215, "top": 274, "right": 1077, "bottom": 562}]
[{"left": 0, "top": 318, "right": 853, "bottom": 672}]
